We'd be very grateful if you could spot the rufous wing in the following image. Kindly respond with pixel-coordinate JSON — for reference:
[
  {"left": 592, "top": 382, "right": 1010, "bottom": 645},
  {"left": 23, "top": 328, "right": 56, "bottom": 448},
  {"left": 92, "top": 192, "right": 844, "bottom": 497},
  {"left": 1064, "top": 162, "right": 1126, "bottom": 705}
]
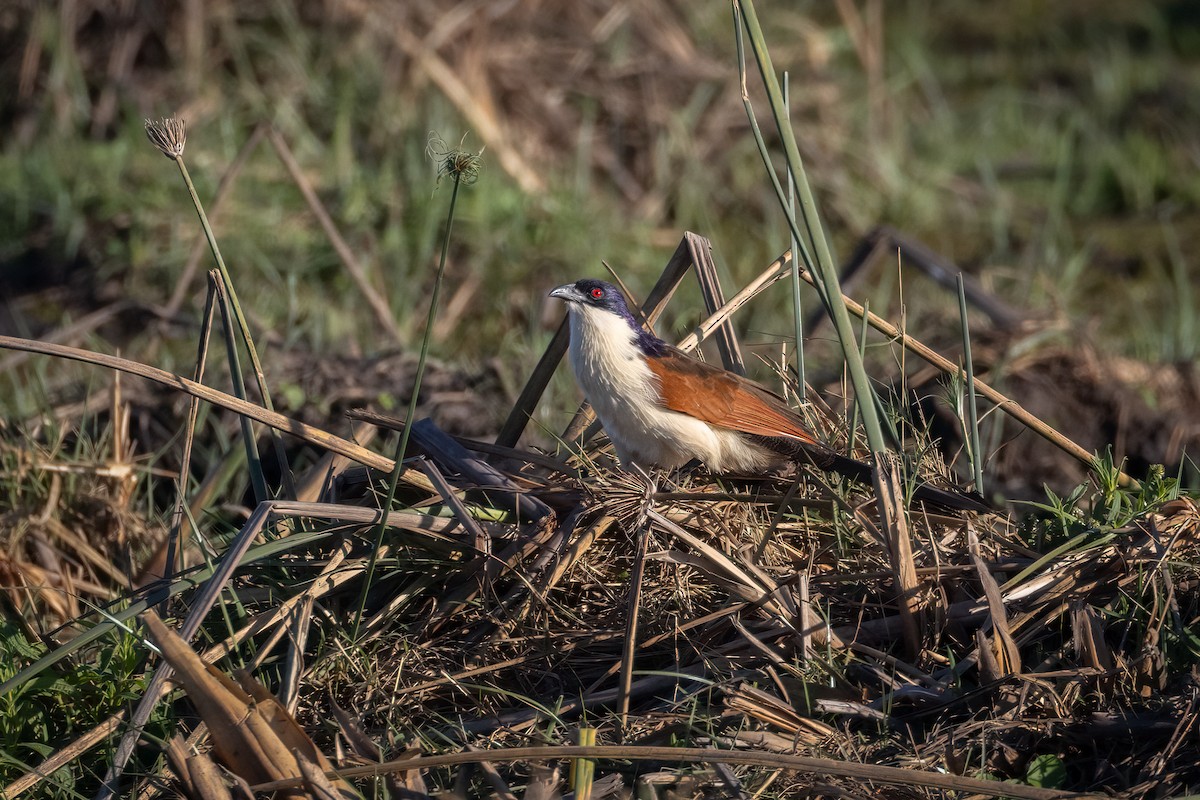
[
  {"left": 644, "top": 348, "right": 819, "bottom": 445},
  {"left": 644, "top": 348, "right": 989, "bottom": 511}
]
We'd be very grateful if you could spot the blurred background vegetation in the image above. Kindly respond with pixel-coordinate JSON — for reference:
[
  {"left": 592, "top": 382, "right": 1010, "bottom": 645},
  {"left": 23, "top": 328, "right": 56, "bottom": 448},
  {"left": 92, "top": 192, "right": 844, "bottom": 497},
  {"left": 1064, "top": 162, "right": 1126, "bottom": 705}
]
[{"left": 2, "top": 0, "right": 1199, "bottom": 491}]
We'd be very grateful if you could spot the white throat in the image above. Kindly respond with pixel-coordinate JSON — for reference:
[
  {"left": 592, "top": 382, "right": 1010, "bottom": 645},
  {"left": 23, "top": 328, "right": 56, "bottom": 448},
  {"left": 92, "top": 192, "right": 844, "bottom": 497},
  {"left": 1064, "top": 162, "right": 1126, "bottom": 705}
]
[{"left": 565, "top": 304, "right": 656, "bottom": 415}]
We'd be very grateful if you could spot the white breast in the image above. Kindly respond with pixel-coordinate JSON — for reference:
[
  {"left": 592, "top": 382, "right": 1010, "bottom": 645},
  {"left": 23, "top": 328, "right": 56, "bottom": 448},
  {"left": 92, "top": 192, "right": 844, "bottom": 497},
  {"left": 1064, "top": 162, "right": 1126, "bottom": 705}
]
[{"left": 565, "top": 304, "right": 777, "bottom": 472}]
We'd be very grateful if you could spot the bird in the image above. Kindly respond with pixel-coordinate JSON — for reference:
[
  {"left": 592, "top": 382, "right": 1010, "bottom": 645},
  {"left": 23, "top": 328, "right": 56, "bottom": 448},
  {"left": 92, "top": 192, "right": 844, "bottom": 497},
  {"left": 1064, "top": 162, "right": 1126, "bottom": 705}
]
[{"left": 550, "top": 278, "right": 988, "bottom": 513}]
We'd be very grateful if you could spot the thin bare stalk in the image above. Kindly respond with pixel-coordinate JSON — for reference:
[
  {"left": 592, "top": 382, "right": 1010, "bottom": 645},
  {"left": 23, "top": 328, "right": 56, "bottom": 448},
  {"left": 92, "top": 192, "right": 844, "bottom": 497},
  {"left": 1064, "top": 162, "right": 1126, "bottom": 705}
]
[
  {"left": 164, "top": 123, "right": 266, "bottom": 317},
  {"left": 163, "top": 275, "right": 218, "bottom": 586},
  {"left": 352, "top": 139, "right": 478, "bottom": 638},
  {"left": 0, "top": 334, "right": 439, "bottom": 487},
  {"left": 619, "top": 522, "right": 649, "bottom": 736},
  {"left": 252, "top": 744, "right": 1087, "bottom": 800},
  {"left": 783, "top": 264, "right": 1137, "bottom": 487}
]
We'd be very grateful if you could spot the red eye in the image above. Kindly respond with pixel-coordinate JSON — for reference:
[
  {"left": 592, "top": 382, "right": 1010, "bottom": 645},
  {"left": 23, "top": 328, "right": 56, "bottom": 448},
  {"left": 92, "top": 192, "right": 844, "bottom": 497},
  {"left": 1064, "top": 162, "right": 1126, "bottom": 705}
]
[{"left": 590, "top": 287, "right": 604, "bottom": 299}]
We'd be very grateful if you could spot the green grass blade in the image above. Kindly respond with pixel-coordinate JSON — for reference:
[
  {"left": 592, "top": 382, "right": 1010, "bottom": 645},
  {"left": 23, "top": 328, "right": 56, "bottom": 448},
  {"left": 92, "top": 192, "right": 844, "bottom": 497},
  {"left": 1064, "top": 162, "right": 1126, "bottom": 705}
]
[
  {"left": 783, "top": 71, "right": 806, "bottom": 401},
  {"left": 958, "top": 274, "right": 985, "bottom": 494},
  {"left": 213, "top": 274, "right": 268, "bottom": 504},
  {"left": 146, "top": 119, "right": 295, "bottom": 499},
  {"left": 734, "top": 1, "right": 887, "bottom": 455}
]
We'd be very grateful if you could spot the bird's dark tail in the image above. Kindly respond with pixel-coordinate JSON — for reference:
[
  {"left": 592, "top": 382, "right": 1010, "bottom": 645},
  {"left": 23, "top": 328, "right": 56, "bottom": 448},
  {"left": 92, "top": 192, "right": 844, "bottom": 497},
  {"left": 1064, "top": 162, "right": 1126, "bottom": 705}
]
[{"left": 757, "top": 437, "right": 991, "bottom": 513}]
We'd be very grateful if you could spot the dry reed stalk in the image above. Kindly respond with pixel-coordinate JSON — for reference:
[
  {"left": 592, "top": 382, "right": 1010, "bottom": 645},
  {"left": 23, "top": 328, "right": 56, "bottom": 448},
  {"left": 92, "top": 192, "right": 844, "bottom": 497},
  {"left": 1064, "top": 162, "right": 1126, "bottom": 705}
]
[
  {"left": 787, "top": 259, "right": 1135, "bottom": 486},
  {"left": 0, "top": 335, "right": 438, "bottom": 493},
  {"left": 870, "top": 454, "right": 921, "bottom": 660},
  {"left": 686, "top": 231, "right": 746, "bottom": 374}
]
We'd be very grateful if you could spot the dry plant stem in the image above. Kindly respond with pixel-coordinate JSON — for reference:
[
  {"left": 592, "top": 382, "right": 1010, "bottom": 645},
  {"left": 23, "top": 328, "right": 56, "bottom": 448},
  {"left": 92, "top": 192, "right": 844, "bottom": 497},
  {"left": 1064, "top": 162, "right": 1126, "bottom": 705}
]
[
  {"left": 675, "top": 249, "right": 794, "bottom": 353},
  {"left": 6, "top": 717, "right": 124, "bottom": 798},
  {"left": 101, "top": 494, "right": 324, "bottom": 796},
  {"left": 293, "top": 421, "right": 379, "bottom": 502},
  {"left": 870, "top": 454, "right": 920, "bottom": 659},
  {"left": 470, "top": 509, "right": 585, "bottom": 638},
  {"left": 968, "top": 524, "right": 1021, "bottom": 674},
  {"left": 426, "top": 515, "right": 559, "bottom": 636},
  {"left": 647, "top": 509, "right": 794, "bottom": 623},
  {"left": 467, "top": 747, "right": 518, "bottom": 800},
  {"left": 544, "top": 513, "right": 617, "bottom": 590},
  {"left": 0, "top": 335, "right": 433, "bottom": 484},
  {"left": 661, "top": 247, "right": 1132, "bottom": 487},
  {"left": 99, "top": 496, "right": 294, "bottom": 797},
  {"left": 453, "top": 435, "right": 578, "bottom": 478},
  {"left": 829, "top": 226, "right": 1025, "bottom": 332},
  {"left": 618, "top": 520, "right": 650, "bottom": 736},
  {"left": 687, "top": 232, "right": 746, "bottom": 374},
  {"left": 786, "top": 263, "right": 1137, "bottom": 487},
  {"left": 9, "top": 503, "right": 431, "bottom": 799},
  {"left": 456, "top": 670, "right": 706, "bottom": 738},
  {"left": 279, "top": 594, "right": 315, "bottom": 714},
  {"left": 495, "top": 318, "right": 569, "bottom": 448},
  {"left": 797, "top": 574, "right": 815, "bottom": 662},
  {"left": 408, "top": 418, "right": 551, "bottom": 520},
  {"left": 587, "top": 626, "right": 691, "bottom": 698},
  {"left": 416, "top": 457, "right": 490, "bottom": 569},
  {"left": 731, "top": 616, "right": 803, "bottom": 680},
  {"left": 388, "top": 654, "right": 541, "bottom": 701},
  {"left": 266, "top": 126, "right": 401, "bottom": 344},
  {"left": 251, "top": 745, "right": 1100, "bottom": 800}
]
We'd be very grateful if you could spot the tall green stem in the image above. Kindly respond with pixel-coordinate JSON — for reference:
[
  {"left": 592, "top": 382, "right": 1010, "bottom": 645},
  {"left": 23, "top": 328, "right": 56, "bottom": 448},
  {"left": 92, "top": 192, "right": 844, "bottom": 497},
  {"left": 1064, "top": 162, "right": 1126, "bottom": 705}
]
[
  {"left": 736, "top": 0, "right": 887, "bottom": 455},
  {"left": 353, "top": 175, "right": 464, "bottom": 639},
  {"left": 171, "top": 153, "right": 295, "bottom": 498}
]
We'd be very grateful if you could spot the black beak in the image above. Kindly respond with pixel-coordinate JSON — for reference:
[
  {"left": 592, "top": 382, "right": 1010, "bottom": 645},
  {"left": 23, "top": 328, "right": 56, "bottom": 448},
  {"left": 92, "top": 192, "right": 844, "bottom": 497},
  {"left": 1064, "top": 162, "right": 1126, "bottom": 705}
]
[{"left": 549, "top": 283, "right": 586, "bottom": 303}]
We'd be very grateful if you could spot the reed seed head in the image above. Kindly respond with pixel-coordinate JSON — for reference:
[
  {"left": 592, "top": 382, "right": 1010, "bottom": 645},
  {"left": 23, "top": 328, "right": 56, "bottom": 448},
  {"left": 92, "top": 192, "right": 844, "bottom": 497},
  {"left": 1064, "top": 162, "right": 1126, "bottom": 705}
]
[
  {"left": 427, "top": 132, "right": 483, "bottom": 185},
  {"left": 145, "top": 117, "right": 187, "bottom": 159}
]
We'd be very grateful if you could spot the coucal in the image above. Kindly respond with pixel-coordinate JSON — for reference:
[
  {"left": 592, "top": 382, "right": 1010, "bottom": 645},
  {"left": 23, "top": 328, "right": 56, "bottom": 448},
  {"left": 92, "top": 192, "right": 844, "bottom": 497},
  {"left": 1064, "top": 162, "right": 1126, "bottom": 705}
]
[{"left": 550, "top": 278, "right": 988, "bottom": 512}]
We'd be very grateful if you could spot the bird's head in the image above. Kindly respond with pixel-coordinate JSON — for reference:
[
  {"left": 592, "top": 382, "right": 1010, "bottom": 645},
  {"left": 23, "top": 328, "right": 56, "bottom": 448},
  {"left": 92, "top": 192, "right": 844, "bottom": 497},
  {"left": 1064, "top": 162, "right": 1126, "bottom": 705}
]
[
  {"left": 549, "top": 279, "right": 632, "bottom": 317},
  {"left": 550, "top": 279, "right": 666, "bottom": 355}
]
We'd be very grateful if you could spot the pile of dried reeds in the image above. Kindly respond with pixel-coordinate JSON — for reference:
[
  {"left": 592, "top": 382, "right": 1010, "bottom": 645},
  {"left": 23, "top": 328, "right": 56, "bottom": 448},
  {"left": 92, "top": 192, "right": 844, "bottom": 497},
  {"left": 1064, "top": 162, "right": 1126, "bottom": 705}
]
[
  {"left": 3, "top": 225, "right": 1199, "bottom": 799},
  {"left": 3, "top": 4, "right": 1200, "bottom": 795}
]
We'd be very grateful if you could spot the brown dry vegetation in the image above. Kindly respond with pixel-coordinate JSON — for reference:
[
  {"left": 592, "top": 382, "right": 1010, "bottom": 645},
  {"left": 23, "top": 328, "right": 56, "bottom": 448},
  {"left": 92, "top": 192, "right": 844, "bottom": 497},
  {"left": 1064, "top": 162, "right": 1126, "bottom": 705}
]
[{"left": 2, "top": 2, "right": 1200, "bottom": 799}]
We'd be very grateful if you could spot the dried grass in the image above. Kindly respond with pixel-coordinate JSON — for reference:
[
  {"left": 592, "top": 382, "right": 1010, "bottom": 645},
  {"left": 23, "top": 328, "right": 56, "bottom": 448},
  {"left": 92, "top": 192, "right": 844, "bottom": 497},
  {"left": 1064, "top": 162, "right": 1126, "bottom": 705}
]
[
  {"left": 7, "top": 263, "right": 1199, "bottom": 796},
  {"left": 3, "top": 5, "right": 1199, "bottom": 795}
]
